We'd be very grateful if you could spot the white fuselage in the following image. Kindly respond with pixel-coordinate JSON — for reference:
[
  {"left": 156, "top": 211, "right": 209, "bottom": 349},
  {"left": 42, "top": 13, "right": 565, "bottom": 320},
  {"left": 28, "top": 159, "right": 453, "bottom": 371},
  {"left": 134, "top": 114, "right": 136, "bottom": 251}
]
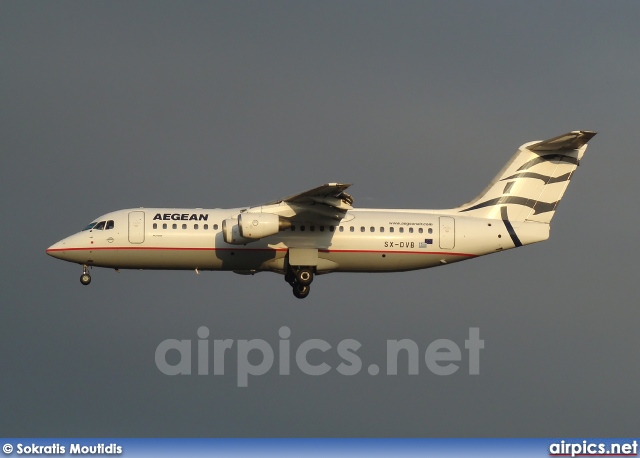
[
  {"left": 44, "top": 131, "right": 595, "bottom": 298},
  {"left": 46, "top": 207, "right": 549, "bottom": 274}
]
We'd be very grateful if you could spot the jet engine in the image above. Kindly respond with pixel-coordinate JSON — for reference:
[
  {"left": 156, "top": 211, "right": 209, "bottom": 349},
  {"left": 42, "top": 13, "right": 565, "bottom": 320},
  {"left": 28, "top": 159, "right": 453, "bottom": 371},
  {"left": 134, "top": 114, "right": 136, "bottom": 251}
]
[
  {"left": 222, "top": 218, "right": 251, "bottom": 245},
  {"left": 239, "top": 213, "right": 291, "bottom": 238},
  {"left": 222, "top": 213, "right": 291, "bottom": 245}
]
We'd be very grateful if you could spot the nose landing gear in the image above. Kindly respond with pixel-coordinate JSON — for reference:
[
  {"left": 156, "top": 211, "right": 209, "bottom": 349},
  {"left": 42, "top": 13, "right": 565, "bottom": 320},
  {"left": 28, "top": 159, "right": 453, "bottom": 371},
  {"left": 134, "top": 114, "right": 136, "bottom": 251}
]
[
  {"left": 80, "top": 265, "right": 91, "bottom": 285},
  {"left": 285, "top": 266, "right": 314, "bottom": 299}
]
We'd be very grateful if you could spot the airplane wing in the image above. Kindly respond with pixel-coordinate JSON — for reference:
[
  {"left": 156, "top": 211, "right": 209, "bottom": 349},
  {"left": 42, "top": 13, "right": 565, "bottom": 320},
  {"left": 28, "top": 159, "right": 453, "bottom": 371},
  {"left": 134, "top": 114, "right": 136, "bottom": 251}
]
[
  {"left": 247, "top": 183, "right": 354, "bottom": 223},
  {"left": 265, "top": 183, "right": 353, "bottom": 207}
]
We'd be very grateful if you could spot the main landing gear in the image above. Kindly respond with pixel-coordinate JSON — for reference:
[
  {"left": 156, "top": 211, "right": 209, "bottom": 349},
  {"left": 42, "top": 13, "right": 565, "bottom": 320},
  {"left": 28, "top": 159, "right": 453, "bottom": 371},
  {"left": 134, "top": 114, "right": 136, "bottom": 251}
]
[
  {"left": 286, "top": 266, "right": 314, "bottom": 299},
  {"left": 80, "top": 264, "right": 91, "bottom": 285}
]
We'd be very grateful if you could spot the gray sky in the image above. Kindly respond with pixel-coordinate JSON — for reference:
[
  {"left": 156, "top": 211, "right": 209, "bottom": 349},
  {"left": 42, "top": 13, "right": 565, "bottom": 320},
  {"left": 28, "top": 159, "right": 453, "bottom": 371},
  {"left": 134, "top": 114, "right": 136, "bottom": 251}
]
[{"left": 2, "top": 1, "right": 639, "bottom": 437}]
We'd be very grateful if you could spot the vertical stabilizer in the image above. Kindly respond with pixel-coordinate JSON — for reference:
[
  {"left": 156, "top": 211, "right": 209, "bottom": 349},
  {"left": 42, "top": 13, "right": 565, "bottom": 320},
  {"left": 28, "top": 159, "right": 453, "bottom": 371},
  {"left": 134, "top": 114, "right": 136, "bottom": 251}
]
[{"left": 457, "top": 131, "right": 596, "bottom": 223}]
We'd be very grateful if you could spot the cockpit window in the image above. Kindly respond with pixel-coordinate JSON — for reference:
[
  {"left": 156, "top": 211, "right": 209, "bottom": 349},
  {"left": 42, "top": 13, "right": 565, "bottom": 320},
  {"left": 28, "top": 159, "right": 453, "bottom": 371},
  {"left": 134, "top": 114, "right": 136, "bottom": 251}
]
[
  {"left": 93, "top": 221, "right": 106, "bottom": 230},
  {"left": 106, "top": 220, "right": 115, "bottom": 230},
  {"left": 82, "top": 222, "right": 97, "bottom": 231}
]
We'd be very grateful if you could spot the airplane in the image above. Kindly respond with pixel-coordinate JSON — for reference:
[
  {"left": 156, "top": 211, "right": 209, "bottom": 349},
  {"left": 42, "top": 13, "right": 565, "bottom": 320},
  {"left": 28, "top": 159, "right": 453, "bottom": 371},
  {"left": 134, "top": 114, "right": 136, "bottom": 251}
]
[{"left": 47, "top": 130, "right": 596, "bottom": 299}]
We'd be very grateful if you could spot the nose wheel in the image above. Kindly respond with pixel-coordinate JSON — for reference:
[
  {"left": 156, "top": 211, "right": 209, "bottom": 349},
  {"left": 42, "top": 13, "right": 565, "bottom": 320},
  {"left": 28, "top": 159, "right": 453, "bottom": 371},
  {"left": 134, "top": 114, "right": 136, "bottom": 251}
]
[{"left": 80, "top": 265, "right": 91, "bottom": 285}]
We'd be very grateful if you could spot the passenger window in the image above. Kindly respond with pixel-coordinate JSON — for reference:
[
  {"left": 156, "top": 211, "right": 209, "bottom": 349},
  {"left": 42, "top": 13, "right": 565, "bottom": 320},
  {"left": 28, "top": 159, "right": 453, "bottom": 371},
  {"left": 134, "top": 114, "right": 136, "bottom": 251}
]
[
  {"left": 380, "top": 227, "right": 384, "bottom": 233},
  {"left": 310, "top": 226, "right": 315, "bottom": 231},
  {"left": 300, "top": 226, "right": 305, "bottom": 231},
  {"left": 409, "top": 228, "right": 414, "bottom": 233},
  {"left": 182, "top": 224, "right": 187, "bottom": 229},
  {"left": 350, "top": 226, "right": 354, "bottom": 232},
  {"left": 172, "top": 224, "right": 177, "bottom": 229},
  {"left": 390, "top": 227, "right": 394, "bottom": 233},
  {"left": 291, "top": 225, "right": 295, "bottom": 231},
  {"left": 214, "top": 224, "right": 219, "bottom": 230},
  {"left": 370, "top": 227, "right": 375, "bottom": 232},
  {"left": 330, "top": 226, "right": 335, "bottom": 232},
  {"left": 153, "top": 223, "right": 157, "bottom": 229},
  {"left": 428, "top": 228, "right": 433, "bottom": 234},
  {"left": 194, "top": 224, "right": 199, "bottom": 229},
  {"left": 320, "top": 226, "right": 325, "bottom": 232},
  {"left": 360, "top": 227, "right": 365, "bottom": 232},
  {"left": 163, "top": 223, "right": 167, "bottom": 229},
  {"left": 204, "top": 224, "right": 209, "bottom": 230},
  {"left": 419, "top": 228, "right": 423, "bottom": 234},
  {"left": 106, "top": 220, "right": 114, "bottom": 230},
  {"left": 339, "top": 226, "right": 344, "bottom": 232},
  {"left": 93, "top": 221, "right": 106, "bottom": 230},
  {"left": 399, "top": 227, "right": 404, "bottom": 233}
]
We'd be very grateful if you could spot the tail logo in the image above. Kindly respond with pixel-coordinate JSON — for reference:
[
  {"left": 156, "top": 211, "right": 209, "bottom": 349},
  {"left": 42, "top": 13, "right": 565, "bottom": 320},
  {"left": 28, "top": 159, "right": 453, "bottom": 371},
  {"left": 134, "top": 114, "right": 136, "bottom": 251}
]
[
  {"left": 456, "top": 130, "right": 595, "bottom": 224},
  {"left": 501, "top": 206, "right": 522, "bottom": 247},
  {"left": 517, "top": 154, "right": 579, "bottom": 171},
  {"left": 460, "top": 196, "right": 559, "bottom": 215}
]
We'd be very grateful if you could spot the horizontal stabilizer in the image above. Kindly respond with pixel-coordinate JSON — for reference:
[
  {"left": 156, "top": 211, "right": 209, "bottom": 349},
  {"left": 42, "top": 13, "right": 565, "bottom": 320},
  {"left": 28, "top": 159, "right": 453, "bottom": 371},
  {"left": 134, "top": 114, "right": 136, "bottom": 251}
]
[{"left": 528, "top": 130, "right": 597, "bottom": 152}]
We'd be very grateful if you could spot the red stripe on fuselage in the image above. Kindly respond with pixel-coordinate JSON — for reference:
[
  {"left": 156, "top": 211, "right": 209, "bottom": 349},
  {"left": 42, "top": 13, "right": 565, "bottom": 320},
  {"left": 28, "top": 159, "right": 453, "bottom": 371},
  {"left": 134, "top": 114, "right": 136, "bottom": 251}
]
[{"left": 46, "top": 246, "right": 477, "bottom": 257}]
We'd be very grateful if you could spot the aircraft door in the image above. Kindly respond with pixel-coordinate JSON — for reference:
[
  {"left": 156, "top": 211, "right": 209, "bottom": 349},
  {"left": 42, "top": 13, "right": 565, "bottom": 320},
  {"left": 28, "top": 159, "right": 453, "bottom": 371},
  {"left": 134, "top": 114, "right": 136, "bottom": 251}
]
[
  {"left": 439, "top": 216, "right": 455, "bottom": 249},
  {"left": 128, "top": 211, "right": 145, "bottom": 244}
]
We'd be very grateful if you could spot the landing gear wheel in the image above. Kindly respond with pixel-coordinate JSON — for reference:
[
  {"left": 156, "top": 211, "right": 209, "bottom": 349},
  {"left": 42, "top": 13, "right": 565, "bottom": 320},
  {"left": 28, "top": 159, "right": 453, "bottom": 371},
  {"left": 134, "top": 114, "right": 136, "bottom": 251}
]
[
  {"left": 295, "top": 268, "right": 313, "bottom": 286},
  {"left": 80, "top": 273, "right": 91, "bottom": 285},
  {"left": 292, "top": 283, "right": 310, "bottom": 299}
]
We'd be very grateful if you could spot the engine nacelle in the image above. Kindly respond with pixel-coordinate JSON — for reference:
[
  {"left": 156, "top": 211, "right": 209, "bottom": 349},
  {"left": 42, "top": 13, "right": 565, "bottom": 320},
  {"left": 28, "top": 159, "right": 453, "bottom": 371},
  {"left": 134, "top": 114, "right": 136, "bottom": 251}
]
[
  {"left": 238, "top": 213, "right": 291, "bottom": 239},
  {"left": 222, "top": 218, "right": 252, "bottom": 245}
]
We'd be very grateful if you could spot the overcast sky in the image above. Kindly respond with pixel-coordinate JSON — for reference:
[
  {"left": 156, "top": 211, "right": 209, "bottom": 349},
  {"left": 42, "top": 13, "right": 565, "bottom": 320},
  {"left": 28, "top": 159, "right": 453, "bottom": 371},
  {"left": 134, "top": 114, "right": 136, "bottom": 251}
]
[{"left": 2, "top": 1, "right": 639, "bottom": 437}]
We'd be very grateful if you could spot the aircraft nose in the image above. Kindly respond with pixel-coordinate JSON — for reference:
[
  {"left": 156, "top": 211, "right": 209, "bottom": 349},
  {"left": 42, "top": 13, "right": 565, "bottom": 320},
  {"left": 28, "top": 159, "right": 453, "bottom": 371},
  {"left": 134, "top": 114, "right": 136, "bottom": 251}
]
[{"left": 46, "top": 239, "right": 67, "bottom": 259}]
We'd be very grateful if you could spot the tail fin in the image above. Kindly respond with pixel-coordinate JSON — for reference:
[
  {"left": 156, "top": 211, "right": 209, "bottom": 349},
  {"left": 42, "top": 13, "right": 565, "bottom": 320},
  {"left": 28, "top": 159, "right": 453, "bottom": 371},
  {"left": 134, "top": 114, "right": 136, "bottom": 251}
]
[{"left": 457, "top": 130, "right": 596, "bottom": 223}]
